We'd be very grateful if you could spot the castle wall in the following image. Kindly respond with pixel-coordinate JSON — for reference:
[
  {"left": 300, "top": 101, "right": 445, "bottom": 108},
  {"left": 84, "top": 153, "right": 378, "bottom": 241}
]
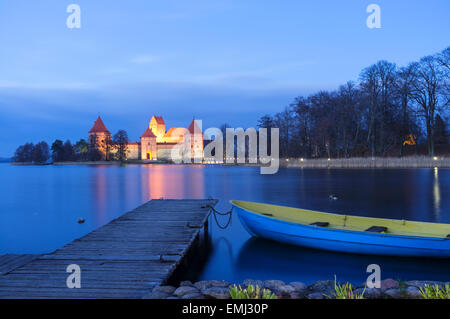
[{"left": 126, "top": 143, "right": 140, "bottom": 160}]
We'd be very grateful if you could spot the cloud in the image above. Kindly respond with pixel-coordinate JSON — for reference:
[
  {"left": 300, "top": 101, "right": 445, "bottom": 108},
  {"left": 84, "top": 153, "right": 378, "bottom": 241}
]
[
  {"left": 0, "top": 80, "right": 94, "bottom": 90},
  {"left": 130, "top": 55, "right": 160, "bottom": 64}
]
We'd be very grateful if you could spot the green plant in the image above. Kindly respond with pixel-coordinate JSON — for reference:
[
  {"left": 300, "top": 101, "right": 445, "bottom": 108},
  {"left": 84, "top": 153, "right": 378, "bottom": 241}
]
[
  {"left": 326, "top": 276, "right": 365, "bottom": 299},
  {"left": 419, "top": 284, "right": 450, "bottom": 299},
  {"left": 229, "top": 284, "right": 277, "bottom": 299}
]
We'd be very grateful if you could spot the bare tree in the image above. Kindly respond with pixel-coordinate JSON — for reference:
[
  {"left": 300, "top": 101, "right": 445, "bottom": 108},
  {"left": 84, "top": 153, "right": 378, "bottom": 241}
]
[
  {"left": 113, "top": 130, "right": 129, "bottom": 162},
  {"left": 410, "top": 55, "right": 445, "bottom": 156}
]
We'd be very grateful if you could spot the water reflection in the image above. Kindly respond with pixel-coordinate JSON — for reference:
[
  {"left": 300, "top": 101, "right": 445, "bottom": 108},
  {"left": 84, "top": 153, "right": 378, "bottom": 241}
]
[
  {"left": 1, "top": 164, "right": 449, "bottom": 283},
  {"left": 434, "top": 167, "right": 441, "bottom": 218},
  {"left": 235, "top": 237, "right": 450, "bottom": 284}
]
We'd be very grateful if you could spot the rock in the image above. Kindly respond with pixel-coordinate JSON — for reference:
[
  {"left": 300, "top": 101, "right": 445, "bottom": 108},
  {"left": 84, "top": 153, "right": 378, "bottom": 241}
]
[
  {"left": 243, "top": 279, "right": 264, "bottom": 288},
  {"left": 202, "top": 287, "right": 230, "bottom": 299},
  {"left": 263, "top": 280, "right": 286, "bottom": 291},
  {"left": 308, "top": 280, "right": 336, "bottom": 296},
  {"left": 384, "top": 288, "right": 403, "bottom": 299},
  {"left": 142, "top": 291, "right": 170, "bottom": 299},
  {"left": 289, "top": 291, "right": 307, "bottom": 299},
  {"left": 209, "top": 280, "right": 230, "bottom": 288},
  {"left": 354, "top": 287, "right": 382, "bottom": 299},
  {"left": 173, "top": 286, "right": 199, "bottom": 297},
  {"left": 289, "top": 281, "right": 307, "bottom": 292},
  {"left": 166, "top": 296, "right": 180, "bottom": 299},
  {"left": 405, "top": 286, "right": 422, "bottom": 299},
  {"left": 307, "top": 292, "right": 324, "bottom": 299},
  {"left": 278, "top": 285, "right": 296, "bottom": 296},
  {"left": 182, "top": 292, "right": 205, "bottom": 299},
  {"left": 180, "top": 280, "right": 194, "bottom": 287},
  {"left": 194, "top": 281, "right": 212, "bottom": 291},
  {"left": 152, "top": 285, "right": 176, "bottom": 294},
  {"left": 405, "top": 280, "right": 444, "bottom": 288},
  {"left": 380, "top": 279, "right": 399, "bottom": 292}
]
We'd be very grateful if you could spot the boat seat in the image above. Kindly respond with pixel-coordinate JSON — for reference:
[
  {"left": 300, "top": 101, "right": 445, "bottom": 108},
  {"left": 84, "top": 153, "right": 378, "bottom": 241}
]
[
  {"left": 310, "top": 222, "right": 329, "bottom": 227},
  {"left": 262, "top": 213, "right": 273, "bottom": 217},
  {"left": 365, "top": 226, "right": 388, "bottom": 233},
  {"left": 446, "top": 234, "right": 450, "bottom": 239}
]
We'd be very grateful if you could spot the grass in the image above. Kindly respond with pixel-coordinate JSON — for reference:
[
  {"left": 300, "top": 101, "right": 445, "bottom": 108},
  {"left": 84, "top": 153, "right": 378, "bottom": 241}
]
[
  {"left": 419, "top": 284, "right": 450, "bottom": 299},
  {"left": 326, "top": 276, "right": 365, "bottom": 299},
  {"left": 229, "top": 284, "right": 277, "bottom": 299}
]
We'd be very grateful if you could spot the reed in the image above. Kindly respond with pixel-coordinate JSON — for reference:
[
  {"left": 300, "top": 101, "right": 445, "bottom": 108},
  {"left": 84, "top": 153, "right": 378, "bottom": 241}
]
[{"left": 283, "top": 156, "right": 450, "bottom": 169}]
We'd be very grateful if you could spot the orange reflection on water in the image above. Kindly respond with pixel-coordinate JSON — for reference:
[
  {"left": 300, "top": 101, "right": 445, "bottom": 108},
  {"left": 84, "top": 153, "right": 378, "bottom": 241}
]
[
  {"left": 93, "top": 165, "right": 108, "bottom": 224},
  {"left": 141, "top": 164, "right": 205, "bottom": 200}
]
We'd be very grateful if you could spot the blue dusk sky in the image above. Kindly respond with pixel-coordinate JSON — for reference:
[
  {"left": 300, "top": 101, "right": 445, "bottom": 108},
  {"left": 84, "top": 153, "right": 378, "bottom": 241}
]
[{"left": 0, "top": 0, "right": 449, "bottom": 157}]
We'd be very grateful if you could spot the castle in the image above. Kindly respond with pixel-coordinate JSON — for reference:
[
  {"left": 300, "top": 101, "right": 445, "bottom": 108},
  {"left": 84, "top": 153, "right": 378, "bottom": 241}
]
[{"left": 88, "top": 115, "right": 203, "bottom": 161}]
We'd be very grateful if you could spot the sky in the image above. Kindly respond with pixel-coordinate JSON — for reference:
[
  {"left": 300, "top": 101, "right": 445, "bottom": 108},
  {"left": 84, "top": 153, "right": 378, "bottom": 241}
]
[{"left": 0, "top": 0, "right": 449, "bottom": 157}]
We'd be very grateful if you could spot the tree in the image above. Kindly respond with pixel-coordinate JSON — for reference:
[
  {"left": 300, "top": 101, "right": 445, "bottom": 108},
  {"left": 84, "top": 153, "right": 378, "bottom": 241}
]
[
  {"left": 434, "top": 114, "right": 449, "bottom": 145},
  {"left": 257, "top": 115, "right": 275, "bottom": 156},
  {"left": 13, "top": 143, "right": 34, "bottom": 163},
  {"left": 410, "top": 56, "right": 446, "bottom": 156},
  {"left": 32, "top": 141, "right": 50, "bottom": 163},
  {"left": 63, "top": 140, "right": 75, "bottom": 161},
  {"left": 74, "top": 139, "right": 89, "bottom": 161},
  {"left": 395, "top": 64, "right": 417, "bottom": 156},
  {"left": 51, "top": 140, "right": 64, "bottom": 162},
  {"left": 113, "top": 130, "right": 129, "bottom": 161}
]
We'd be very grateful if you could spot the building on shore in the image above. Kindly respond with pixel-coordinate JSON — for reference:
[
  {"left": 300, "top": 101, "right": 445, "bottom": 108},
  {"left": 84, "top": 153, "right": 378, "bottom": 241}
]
[{"left": 88, "top": 115, "right": 203, "bottom": 161}]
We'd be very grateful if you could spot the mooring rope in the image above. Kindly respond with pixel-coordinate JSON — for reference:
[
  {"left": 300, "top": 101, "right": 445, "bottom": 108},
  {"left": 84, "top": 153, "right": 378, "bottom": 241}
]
[{"left": 205, "top": 205, "right": 233, "bottom": 229}]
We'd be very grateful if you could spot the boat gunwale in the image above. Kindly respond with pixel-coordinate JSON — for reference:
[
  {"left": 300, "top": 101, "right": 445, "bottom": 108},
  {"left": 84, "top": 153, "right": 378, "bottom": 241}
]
[{"left": 230, "top": 200, "right": 450, "bottom": 241}]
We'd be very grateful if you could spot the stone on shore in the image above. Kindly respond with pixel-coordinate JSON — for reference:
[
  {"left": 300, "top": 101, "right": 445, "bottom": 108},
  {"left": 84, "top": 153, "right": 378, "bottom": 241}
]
[
  {"left": 384, "top": 288, "right": 402, "bottom": 299},
  {"left": 405, "top": 280, "right": 444, "bottom": 288},
  {"left": 180, "top": 280, "right": 194, "bottom": 287},
  {"left": 143, "top": 291, "right": 170, "bottom": 299},
  {"left": 173, "top": 286, "right": 199, "bottom": 297},
  {"left": 152, "top": 285, "right": 176, "bottom": 294},
  {"left": 405, "top": 286, "right": 422, "bottom": 299},
  {"left": 209, "top": 280, "right": 230, "bottom": 288},
  {"left": 278, "top": 284, "right": 296, "bottom": 296},
  {"left": 307, "top": 292, "right": 324, "bottom": 299},
  {"left": 202, "top": 287, "right": 230, "bottom": 299},
  {"left": 308, "top": 280, "right": 336, "bottom": 296},
  {"left": 380, "top": 279, "right": 399, "bottom": 292},
  {"left": 289, "top": 281, "right": 307, "bottom": 292},
  {"left": 194, "top": 280, "right": 212, "bottom": 291},
  {"left": 182, "top": 292, "right": 205, "bottom": 299},
  {"left": 354, "top": 287, "right": 382, "bottom": 299},
  {"left": 243, "top": 279, "right": 264, "bottom": 288},
  {"left": 263, "top": 280, "right": 286, "bottom": 291}
]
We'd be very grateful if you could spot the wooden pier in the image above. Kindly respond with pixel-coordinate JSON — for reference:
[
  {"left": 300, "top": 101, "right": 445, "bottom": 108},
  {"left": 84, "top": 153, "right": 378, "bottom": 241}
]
[{"left": 0, "top": 199, "right": 217, "bottom": 298}]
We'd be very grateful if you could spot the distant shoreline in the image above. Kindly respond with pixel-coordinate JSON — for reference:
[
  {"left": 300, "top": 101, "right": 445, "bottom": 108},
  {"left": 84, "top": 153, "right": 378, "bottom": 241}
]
[
  {"left": 8, "top": 156, "right": 450, "bottom": 169},
  {"left": 280, "top": 156, "right": 450, "bottom": 169}
]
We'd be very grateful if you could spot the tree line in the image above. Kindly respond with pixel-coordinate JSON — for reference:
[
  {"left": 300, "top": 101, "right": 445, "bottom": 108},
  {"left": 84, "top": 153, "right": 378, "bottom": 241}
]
[
  {"left": 13, "top": 130, "right": 130, "bottom": 163},
  {"left": 257, "top": 47, "right": 449, "bottom": 158}
]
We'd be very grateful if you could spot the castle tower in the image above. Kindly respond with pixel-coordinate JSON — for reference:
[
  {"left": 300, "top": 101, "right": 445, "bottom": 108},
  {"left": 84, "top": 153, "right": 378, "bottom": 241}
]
[
  {"left": 88, "top": 116, "right": 112, "bottom": 160},
  {"left": 149, "top": 115, "right": 166, "bottom": 143},
  {"left": 140, "top": 127, "right": 157, "bottom": 160},
  {"left": 188, "top": 119, "right": 203, "bottom": 162}
]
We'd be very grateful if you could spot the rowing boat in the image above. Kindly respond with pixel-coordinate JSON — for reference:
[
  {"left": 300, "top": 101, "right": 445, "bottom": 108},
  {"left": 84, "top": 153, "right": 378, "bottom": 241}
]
[{"left": 231, "top": 200, "right": 450, "bottom": 258}]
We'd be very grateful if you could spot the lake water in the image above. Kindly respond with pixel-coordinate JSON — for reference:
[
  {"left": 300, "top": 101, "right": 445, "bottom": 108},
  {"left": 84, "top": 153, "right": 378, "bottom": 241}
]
[{"left": 1, "top": 163, "right": 450, "bottom": 284}]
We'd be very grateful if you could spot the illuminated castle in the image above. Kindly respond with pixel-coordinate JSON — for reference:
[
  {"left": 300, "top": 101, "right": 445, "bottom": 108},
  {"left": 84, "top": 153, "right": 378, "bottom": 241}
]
[{"left": 88, "top": 115, "right": 203, "bottom": 161}]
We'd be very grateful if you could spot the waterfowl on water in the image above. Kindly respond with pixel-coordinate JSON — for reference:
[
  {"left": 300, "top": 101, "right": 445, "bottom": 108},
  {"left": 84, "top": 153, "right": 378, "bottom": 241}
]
[
  {"left": 329, "top": 195, "right": 338, "bottom": 200},
  {"left": 77, "top": 218, "right": 85, "bottom": 224}
]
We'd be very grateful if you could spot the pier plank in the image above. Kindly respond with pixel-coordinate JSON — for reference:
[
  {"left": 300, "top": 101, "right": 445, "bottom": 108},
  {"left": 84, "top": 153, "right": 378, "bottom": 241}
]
[{"left": 0, "top": 199, "right": 216, "bottom": 298}]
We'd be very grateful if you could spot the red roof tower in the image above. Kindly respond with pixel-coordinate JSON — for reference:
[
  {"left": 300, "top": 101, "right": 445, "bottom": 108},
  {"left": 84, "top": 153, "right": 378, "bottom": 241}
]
[{"left": 89, "top": 116, "right": 110, "bottom": 134}]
